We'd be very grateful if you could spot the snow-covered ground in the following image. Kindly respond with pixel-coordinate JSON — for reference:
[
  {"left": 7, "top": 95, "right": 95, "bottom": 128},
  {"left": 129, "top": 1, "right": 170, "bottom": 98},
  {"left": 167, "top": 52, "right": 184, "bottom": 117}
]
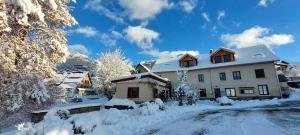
[{"left": 4, "top": 90, "right": 300, "bottom": 135}]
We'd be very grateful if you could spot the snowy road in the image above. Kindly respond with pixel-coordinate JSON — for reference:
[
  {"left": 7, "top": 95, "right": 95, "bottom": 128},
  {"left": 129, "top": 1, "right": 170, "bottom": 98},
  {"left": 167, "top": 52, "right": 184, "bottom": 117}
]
[{"left": 145, "top": 101, "right": 300, "bottom": 135}]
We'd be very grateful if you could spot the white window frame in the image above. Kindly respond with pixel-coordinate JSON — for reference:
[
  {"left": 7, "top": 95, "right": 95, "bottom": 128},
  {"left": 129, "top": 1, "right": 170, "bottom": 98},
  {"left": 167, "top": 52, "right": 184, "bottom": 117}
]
[
  {"left": 258, "top": 85, "right": 269, "bottom": 95},
  {"left": 225, "top": 88, "right": 236, "bottom": 97}
]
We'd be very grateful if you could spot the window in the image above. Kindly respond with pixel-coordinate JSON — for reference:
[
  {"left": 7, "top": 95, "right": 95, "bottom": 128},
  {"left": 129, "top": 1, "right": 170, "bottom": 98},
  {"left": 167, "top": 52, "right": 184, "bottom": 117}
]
[
  {"left": 182, "top": 60, "right": 194, "bottom": 67},
  {"left": 198, "top": 74, "right": 204, "bottom": 82},
  {"left": 258, "top": 85, "right": 269, "bottom": 95},
  {"left": 215, "top": 56, "right": 222, "bottom": 63},
  {"left": 224, "top": 55, "right": 232, "bottom": 62},
  {"left": 240, "top": 87, "right": 254, "bottom": 94},
  {"left": 199, "top": 89, "right": 207, "bottom": 97},
  {"left": 225, "top": 88, "right": 236, "bottom": 97},
  {"left": 219, "top": 72, "right": 226, "bottom": 80},
  {"left": 128, "top": 87, "right": 139, "bottom": 98},
  {"left": 232, "top": 71, "right": 241, "bottom": 80},
  {"left": 255, "top": 69, "right": 265, "bottom": 78}
]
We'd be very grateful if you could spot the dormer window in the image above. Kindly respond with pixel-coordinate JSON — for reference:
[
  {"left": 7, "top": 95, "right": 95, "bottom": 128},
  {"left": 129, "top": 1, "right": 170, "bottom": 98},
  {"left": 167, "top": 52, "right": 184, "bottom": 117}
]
[
  {"left": 179, "top": 54, "right": 198, "bottom": 68},
  {"left": 223, "top": 55, "right": 232, "bottom": 62},
  {"left": 210, "top": 48, "right": 235, "bottom": 64},
  {"left": 214, "top": 56, "right": 222, "bottom": 63}
]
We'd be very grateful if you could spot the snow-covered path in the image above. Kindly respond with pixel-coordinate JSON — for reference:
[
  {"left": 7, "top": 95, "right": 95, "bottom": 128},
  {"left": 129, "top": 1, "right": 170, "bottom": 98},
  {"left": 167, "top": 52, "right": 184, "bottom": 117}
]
[{"left": 146, "top": 101, "right": 300, "bottom": 135}]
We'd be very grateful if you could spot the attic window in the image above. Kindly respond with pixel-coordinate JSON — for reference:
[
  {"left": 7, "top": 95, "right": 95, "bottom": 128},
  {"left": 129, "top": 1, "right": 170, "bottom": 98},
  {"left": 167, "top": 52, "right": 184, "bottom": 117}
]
[
  {"left": 179, "top": 54, "right": 198, "bottom": 68},
  {"left": 210, "top": 48, "right": 235, "bottom": 64}
]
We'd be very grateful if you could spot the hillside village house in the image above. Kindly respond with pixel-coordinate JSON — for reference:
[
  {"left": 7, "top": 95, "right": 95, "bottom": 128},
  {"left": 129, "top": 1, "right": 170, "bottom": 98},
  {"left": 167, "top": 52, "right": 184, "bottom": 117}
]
[
  {"left": 58, "top": 71, "right": 94, "bottom": 97},
  {"left": 113, "top": 45, "right": 289, "bottom": 102}
]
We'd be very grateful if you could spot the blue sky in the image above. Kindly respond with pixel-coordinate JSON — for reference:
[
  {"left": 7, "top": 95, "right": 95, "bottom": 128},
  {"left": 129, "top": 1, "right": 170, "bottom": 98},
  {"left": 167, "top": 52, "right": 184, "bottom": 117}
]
[{"left": 67, "top": 0, "right": 300, "bottom": 64}]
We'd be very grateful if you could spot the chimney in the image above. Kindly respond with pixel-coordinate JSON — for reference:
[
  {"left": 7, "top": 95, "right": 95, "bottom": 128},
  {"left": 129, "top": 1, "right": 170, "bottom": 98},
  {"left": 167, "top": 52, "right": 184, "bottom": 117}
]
[{"left": 210, "top": 49, "right": 213, "bottom": 54}]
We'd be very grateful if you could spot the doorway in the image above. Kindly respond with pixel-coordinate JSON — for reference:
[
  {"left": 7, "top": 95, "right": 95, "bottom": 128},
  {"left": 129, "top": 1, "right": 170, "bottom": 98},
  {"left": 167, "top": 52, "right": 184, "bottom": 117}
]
[{"left": 214, "top": 88, "right": 221, "bottom": 98}]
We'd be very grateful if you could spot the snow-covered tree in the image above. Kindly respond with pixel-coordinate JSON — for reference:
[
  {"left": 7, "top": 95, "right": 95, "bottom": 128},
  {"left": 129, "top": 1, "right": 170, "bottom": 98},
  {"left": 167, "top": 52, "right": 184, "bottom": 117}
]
[
  {"left": 0, "top": 0, "right": 77, "bottom": 128},
  {"left": 95, "top": 49, "right": 133, "bottom": 96},
  {"left": 56, "top": 53, "right": 97, "bottom": 76},
  {"left": 174, "top": 70, "right": 197, "bottom": 105}
]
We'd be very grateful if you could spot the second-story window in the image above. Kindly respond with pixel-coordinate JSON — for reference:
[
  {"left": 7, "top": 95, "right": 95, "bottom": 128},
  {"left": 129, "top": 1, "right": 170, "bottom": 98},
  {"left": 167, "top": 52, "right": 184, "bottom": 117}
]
[
  {"left": 198, "top": 74, "right": 204, "bottom": 82},
  {"left": 215, "top": 56, "right": 222, "bottom": 63},
  {"left": 232, "top": 71, "right": 241, "bottom": 80},
  {"left": 219, "top": 72, "right": 226, "bottom": 80},
  {"left": 255, "top": 69, "right": 265, "bottom": 78}
]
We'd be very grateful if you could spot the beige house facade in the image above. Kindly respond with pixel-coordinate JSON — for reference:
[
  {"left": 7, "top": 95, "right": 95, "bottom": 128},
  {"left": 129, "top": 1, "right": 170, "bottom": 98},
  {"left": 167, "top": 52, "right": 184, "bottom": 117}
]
[
  {"left": 114, "top": 45, "right": 288, "bottom": 102},
  {"left": 111, "top": 72, "right": 170, "bottom": 103},
  {"left": 156, "top": 62, "right": 282, "bottom": 99}
]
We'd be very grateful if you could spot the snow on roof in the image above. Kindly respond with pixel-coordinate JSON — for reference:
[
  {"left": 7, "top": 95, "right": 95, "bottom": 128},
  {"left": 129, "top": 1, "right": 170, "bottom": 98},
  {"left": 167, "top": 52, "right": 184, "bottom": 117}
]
[
  {"left": 60, "top": 83, "right": 77, "bottom": 89},
  {"left": 111, "top": 72, "right": 169, "bottom": 83},
  {"left": 58, "top": 71, "right": 89, "bottom": 85},
  {"left": 151, "top": 45, "right": 279, "bottom": 73}
]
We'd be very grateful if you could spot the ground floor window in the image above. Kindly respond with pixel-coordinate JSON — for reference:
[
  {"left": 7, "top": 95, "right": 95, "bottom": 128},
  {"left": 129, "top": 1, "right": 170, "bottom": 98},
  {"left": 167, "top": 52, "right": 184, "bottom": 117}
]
[
  {"left": 225, "top": 88, "right": 236, "bottom": 97},
  {"left": 128, "top": 87, "right": 139, "bottom": 98},
  {"left": 239, "top": 87, "right": 254, "bottom": 94},
  {"left": 199, "top": 89, "right": 207, "bottom": 97},
  {"left": 258, "top": 85, "right": 269, "bottom": 95}
]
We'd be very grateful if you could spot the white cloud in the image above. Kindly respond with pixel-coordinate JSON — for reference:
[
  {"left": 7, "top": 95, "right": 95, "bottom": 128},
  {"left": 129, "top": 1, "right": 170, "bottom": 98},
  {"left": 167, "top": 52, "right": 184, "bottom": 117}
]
[
  {"left": 84, "top": 0, "right": 124, "bottom": 23},
  {"left": 217, "top": 10, "right": 225, "bottom": 21},
  {"left": 201, "top": 12, "right": 210, "bottom": 22},
  {"left": 123, "top": 25, "right": 159, "bottom": 49},
  {"left": 221, "top": 26, "right": 294, "bottom": 48},
  {"left": 179, "top": 0, "right": 198, "bottom": 13},
  {"left": 69, "top": 26, "right": 98, "bottom": 37},
  {"left": 118, "top": 0, "right": 173, "bottom": 21},
  {"left": 258, "top": 0, "right": 275, "bottom": 7},
  {"left": 100, "top": 31, "right": 124, "bottom": 47},
  {"left": 68, "top": 44, "right": 90, "bottom": 56},
  {"left": 142, "top": 49, "right": 199, "bottom": 63}
]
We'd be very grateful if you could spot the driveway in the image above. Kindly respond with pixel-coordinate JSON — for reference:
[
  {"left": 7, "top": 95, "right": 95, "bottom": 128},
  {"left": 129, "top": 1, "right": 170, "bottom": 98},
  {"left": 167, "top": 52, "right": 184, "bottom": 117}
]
[{"left": 144, "top": 100, "right": 300, "bottom": 135}]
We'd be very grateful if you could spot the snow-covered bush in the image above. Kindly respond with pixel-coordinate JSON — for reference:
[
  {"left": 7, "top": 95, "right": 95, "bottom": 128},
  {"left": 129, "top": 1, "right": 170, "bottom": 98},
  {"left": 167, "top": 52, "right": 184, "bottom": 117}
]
[
  {"left": 94, "top": 49, "right": 133, "bottom": 95},
  {"left": 139, "top": 99, "right": 165, "bottom": 115},
  {"left": 216, "top": 96, "right": 234, "bottom": 106},
  {"left": 174, "top": 70, "right": 197, "bottom": 105},
  {"left": 16, "top": 123, "right": 36, "bottom": 135}
]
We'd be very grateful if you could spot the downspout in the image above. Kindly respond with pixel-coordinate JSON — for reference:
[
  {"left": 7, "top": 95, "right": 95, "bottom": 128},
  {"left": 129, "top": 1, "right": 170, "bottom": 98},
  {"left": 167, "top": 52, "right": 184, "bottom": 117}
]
[{"left": 209, "top": 68, "right": 213, "bottom": 99}]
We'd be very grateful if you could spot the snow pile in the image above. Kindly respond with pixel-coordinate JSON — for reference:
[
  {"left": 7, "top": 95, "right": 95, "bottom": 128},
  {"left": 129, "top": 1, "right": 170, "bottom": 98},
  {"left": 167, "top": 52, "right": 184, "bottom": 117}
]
[
  {"left": 288, "top": 88, "right": 300, "bottom": 100},
  {"left": 139, "top": 98, "right": 165, "bottom": 115},
  {"left": 71, "top": 108, "right": 129, "bottom": 134},
  {"left": 216, "top": 96, "right": 233, "bottom": 105},
  {"left": 105, "top": 98, "right": 137, "bottom": 108},
  {"left": 32, "top": 109, "right": 73, "bottom": 135}
]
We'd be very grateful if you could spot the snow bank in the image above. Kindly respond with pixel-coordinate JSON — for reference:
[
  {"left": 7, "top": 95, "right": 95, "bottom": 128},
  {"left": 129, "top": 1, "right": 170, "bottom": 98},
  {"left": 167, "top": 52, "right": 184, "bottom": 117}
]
[
  {"left": 216, "top": 96, "right": 233, "bottom": 105},
  {"left": 34, "top": 109, "right": 73, "bottom": 135},
  {"left": 104, "top": 98, "right": 136, "bottom": 108}
]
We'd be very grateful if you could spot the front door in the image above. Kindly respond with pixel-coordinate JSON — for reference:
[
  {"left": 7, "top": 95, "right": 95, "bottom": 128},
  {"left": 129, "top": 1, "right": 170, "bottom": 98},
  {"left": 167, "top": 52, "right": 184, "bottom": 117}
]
[{"left": 214, "top": 88, "right": 221, "bottom": 98}]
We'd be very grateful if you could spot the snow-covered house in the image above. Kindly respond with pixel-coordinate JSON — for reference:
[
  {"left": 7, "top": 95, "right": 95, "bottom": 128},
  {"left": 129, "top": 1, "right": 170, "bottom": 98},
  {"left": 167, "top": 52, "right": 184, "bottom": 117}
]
[
  {"left": 58, "top": 71, "right": 94, "bottom": 96},
  {"left": 111, "top": 72, "right": 170, "bottom": 103},
  {"left": 135, "top": 45, "right": 288, "bottom": 100}
]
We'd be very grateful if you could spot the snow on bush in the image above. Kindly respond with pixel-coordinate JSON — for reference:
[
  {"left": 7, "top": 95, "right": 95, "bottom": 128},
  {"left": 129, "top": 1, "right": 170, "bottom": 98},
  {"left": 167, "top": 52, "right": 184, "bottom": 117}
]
[
  {"left": 105, "top": 98, "right": 137, "bottom": 108},
  {"left": 216, "top": 96, "right": 234, "bottom": 105},
  {"left": 16, "top": 123, "right": 36, "bottom": 135},
  {"left": 139, "top": 99, "right": 165, "bottom": 115}
]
